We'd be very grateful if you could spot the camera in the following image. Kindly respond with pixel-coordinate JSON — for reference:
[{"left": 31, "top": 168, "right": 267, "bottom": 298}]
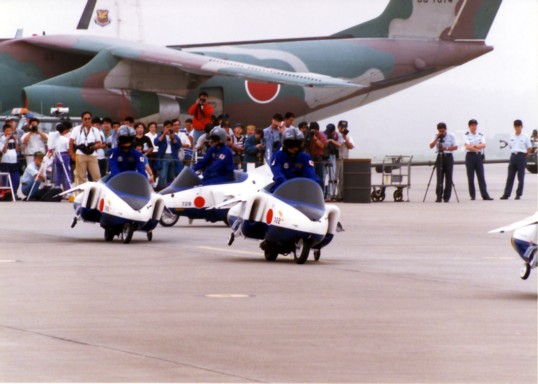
[
  {"left": 342, "top": 128, "right": 349, "bottom": 135},
  {"left": 30, "top": 125, "right": 38, "bottom": 132},
  {"left": 77, "top": 143, "right": 95, "bottom": 155},
  {"left": 199, "top": 97, "right": 206, "bottom": 104}
]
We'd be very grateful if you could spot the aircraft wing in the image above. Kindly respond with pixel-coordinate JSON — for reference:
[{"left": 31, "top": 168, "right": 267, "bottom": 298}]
[
  {"left": 24, "top": 36, "right": 361, "bottom": 95},
  {"left": 489, "top": 212, "right": 538, "bottom": 234}
]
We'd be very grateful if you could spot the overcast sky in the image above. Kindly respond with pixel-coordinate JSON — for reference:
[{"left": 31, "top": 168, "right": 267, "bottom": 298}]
[{"left": 0, "top": 0, "right": 535, "bottom": 160}]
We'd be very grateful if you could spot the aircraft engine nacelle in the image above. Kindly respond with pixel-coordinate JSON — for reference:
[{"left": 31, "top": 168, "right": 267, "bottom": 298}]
[{"left": 22, "top": 85, "right": 180, "bottom": 122}]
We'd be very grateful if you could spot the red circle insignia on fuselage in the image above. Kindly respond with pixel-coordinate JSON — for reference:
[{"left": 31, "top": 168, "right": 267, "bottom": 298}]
[
  {"left": 245, "top": 81, "right": 280, "bottom": 104},
  {"left": 194, "top": 196, "right": 206, "bottom": 208},
  {"left": 266, "top": 209, "right": 273, "bottom": 224}
]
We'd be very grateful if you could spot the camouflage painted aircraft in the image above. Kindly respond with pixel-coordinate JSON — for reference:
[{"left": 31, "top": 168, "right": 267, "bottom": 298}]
[{"left": 0, "top": 0, "right": 502, "bottom": 127}]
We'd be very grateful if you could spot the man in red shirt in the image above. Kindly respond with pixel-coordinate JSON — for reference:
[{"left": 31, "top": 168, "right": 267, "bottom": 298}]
[{"left": 188, "top": 91, "right": 214, "bottom": 145}]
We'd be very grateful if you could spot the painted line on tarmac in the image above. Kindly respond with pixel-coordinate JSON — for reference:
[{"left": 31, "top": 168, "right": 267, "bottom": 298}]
[
  {"left": 481, "top": 256, "right": 514, "bottom": 260},
  {"left": 196, "top": 245, "right": 260, "bottom": 256},
  {"left": 204, "top": 294, "right": 254, "bottom": 298},
  {"left": 0, "top": 260, "right": 18, "bottom": 263}
]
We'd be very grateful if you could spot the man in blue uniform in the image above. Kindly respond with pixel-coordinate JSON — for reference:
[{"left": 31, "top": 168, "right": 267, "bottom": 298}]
[
  {"left": 270, "top": 128, "right": 319, "bottom": 191},
  {"left": 500, "top": 119, "right": 532, "bottom": 200},
  {"left": 108, "top": 126, "right": 147, "bottom": 177},
  {"left": 191, "top": 127, "right": 235, "bottom": 185},
  {"left": 464, "top": 119, "right": 493, "bottom": 201}
]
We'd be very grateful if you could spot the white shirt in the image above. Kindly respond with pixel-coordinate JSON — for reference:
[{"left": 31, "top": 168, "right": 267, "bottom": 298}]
[
  {"left": 431, "top": 131, "right": 457, "bottom": 154},
  {"left": 509, "top": 133, "right": 531, "bottom": 154},
  {"left": 70, "top": 125, "right": 101, "bottom": 156},
  {"left": 338, "top": 134, "right": 355, "bottom": 159},
  {"left": 22, "top": 132, "right": 46, "bottom": 156},
  {"left": 0, "top": 135, "right": 18, "bottom": 163},
  {"left": 464, "top": 132, "right": 486, "bottom": 154}
]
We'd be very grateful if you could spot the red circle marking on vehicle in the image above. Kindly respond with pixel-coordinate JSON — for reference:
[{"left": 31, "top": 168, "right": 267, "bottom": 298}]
[
  {"left": 266, "top": 209, "right": 273, "bottom": 224},
  {"left": 194, "top": 196, "right": 206, "bottom": 208},
  {"left": 245, "top": 81, "right": 280, "bottom": 104},
  {"left": 99, "top": 198, "right": 105, "bottom": 212}
]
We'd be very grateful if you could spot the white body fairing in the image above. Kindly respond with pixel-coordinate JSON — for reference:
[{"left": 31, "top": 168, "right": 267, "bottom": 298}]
[
  {"left": 67, "top": 172, "right": 165, "bottom": 243},
  {"left": 489, "top": 212, "right": 538, "bottom": 279},
  {"left": 227, "top": 178, "right": 341, "bottom": 264}
]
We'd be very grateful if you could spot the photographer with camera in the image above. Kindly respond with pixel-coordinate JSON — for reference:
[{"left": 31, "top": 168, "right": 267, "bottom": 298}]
[
  {"left": 0, "top": 123, "right": 21, "bottom": 198},
  {"left": 188, "top": 91, "right": 214, "bottom": 145},
  {"left": 69, "top": 111, "right": 102, "bottom": 185},
  {"left": 429, "top": 122, "right": 458, "bottom": 202},
  {"left": 154, "top": 120, "right": 183, "bottom": 190},
  {"left": 335, "top": 120, "right": 355, "bottom": 201},
  {"left": 21, "top": 117, "right": 48, "bottom": 165}
]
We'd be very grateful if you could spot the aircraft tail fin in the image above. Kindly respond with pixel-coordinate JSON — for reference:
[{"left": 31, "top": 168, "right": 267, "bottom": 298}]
[
  {"left": 332, "top": 0, "right": 503, "bottom": 41},
  {"left": 75, "top": 0, "right": 144, "bottom": 42}
]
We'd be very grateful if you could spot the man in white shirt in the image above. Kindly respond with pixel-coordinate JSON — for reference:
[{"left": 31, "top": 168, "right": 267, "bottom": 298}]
[
  {"left": 69, "top": 111, "right": 102, "bottom": 185},
  {"left": 500, "top": 119, "right": 532, "bottom": 200}
]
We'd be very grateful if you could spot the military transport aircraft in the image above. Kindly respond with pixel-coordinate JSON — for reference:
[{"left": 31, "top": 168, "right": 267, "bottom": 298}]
[{"left": 0, "top": 0, "right": 502, "bottom": 128}]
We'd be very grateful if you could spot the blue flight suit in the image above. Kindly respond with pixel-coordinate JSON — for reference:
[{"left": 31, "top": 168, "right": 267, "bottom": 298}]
[
  {"left": 108, "top": 147, "right": 147, "bottom": 177},
  {"left": 192, "top": 144, "right": 235, "bottom": 185},
  {"left": 270, "top": 149, "right": 319, "bottom": 191}
]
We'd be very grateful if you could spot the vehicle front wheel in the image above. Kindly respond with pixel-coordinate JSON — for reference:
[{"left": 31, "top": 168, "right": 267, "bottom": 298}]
[
  {"left": 160, "top": 209, "right": 179, "bottom": 227},
  {"left": 122, "top": 223, "right": 135, "bottom": 244},
  {"left": 294, "top": 239, "right": 312, "bottom": 264}
]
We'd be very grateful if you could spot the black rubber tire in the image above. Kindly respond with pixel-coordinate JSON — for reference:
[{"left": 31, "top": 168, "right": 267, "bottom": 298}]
[
  {"left": 160, "top": 210, "right": 179, "bottom": 227},
  {"left": 147, "top": 231, "right": 153, "bottom": 242},
  {"left": 122, "top": 223, "right": 135, "bottom": 244},
  {"left": 264, "top": 249, "right": 278, "bottom": 261},
  {"left": 394, "top": 189, "right": 403, "bottom": 202},
  {"left": 104, "top": 229, "right": 114, "bottom": 242},
  {"left": 313, "top": 249, "right": 321, "bottom": 261},
  {"left": 520, "top": 264, "right": 531, "bottom": 280},
  {"left": 294, "top": 239, "right": 312, "bottom": 264}
]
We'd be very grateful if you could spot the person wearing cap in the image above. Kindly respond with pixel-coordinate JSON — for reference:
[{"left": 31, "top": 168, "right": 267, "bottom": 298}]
[
  {"left": 270, "top": 127, "right": 318, "bottom": 192},
  {"left": 20, "top": 151, "right": 47, "bottom": 199},
  {"left": 21, "top": 117, "right": 48, "bottom": 165},
  {"left": 323, "top": 123, "right": 342, "bottom": 201},
  {"left": 69, "top": 111, "right": 102, "bottom": 185},
  {"left": 335, "top": 120, "right": 355, "bottom": 201},
  {"left": 464, "top": 119, "right": 493, "bottom": 201},
  {"left": 108, "top": 126, "right": 147, "bottom": 178},
  {"left": 429, "top": 122, "right": 458, "bottom": 203},
  {"left": 191, "top": 126, "right": 234, "bottom": 186},
  {"left": 0, "top": 122, "right": 21, "bottom": 198},
  {"left": 500, "top": 119, "right": 532, "bottom": 200},
  {"left": 188, "top": 91, "right": 214, "bottom": 145}
]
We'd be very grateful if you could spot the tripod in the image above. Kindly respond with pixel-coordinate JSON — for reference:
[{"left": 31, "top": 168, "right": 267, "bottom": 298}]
[
  {"left": 323, "top": 158, "right": 337, "bottom": 201},
  {"left": 423, "top": 152, "right": 459, "bottom": 203}
]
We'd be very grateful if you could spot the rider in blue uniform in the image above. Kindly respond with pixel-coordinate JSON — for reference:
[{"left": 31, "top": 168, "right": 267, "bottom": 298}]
[
  {"left": 270, "top": 128, "right": 319, "bottom": 191},
  {"left": 192, "top": 127, "right": 235, "bottom": 185},
  {"left": 108, "top": 126, "right": 147, "bottom": 177}
]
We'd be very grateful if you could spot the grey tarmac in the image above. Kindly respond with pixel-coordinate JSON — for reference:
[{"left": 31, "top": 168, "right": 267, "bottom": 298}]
[{"left": 0, "top": 163, "right": 536, "bottom": 383}]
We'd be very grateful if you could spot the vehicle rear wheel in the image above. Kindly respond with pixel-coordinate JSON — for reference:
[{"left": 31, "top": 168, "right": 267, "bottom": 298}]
[
  {"left": 104, "top": 228, "right": 115, "bottom": 242},
  {"left": 147, "top": 231, "right": 153, "bottom": 242},
  {"left": 294, "top": 238, "right": 312, "bottom": 264},
  {"left": 264, "top": 249, "right": 278, "bottom": 261},
  {"left": 122, "top": 223, "right": 135, "bottom": 244},
  {"left": 313, "top": 249, "right": 321, "bottom": 261},
  {"left": 520, "top": 263, "right": 531, "bottom": 280},
  {"left": 160, "top": 209, "right": 179, "bottom": 227}
]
